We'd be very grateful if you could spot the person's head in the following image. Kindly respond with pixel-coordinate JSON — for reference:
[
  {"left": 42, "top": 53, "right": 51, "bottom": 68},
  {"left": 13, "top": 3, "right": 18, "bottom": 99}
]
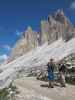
[
  {"left": 50, "top": 58, "right": 54, "bottom": 64},
  {"left": 59, "top": 60, "right": 64, "bottom": 65}
]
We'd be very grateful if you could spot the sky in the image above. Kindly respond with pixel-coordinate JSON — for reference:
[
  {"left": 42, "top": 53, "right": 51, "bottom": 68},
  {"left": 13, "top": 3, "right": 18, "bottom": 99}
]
[{"left": 0, "top": 0, "right": 75, "bottom": 61}]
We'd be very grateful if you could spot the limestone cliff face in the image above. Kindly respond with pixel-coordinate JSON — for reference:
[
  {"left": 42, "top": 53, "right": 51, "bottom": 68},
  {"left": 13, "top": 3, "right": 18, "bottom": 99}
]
[
  {"left": 10, "top": 26, "right": 39, "bottom": 61},
  {"left": 23, "top": 26, "right": 39, "bottom": 49},
  {"left": 9, "top": 9, "right": 75, "bottom": 61},
  {"left": 41, "top": 9, "right": 75, "bottom": 44}
]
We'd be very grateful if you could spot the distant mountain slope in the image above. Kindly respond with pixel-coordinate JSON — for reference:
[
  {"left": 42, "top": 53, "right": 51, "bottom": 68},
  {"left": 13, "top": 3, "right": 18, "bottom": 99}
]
[{"left": 0, "top": 38, "right": 75, "bottom": 89}]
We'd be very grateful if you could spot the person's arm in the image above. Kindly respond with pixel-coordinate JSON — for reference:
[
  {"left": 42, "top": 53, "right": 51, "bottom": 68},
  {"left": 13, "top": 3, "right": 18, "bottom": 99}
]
[
  {"left": 47, "top": 63, "right": 49, "bottom": 71},
  {"left": 64, "top": 64, "right": 67, "bottom": 72},
  {"left": 53, "top": 63, "right": 56, "bottom": 70},
  {"left": 51, "top": 64, "right": 55, "bottom": 72}
]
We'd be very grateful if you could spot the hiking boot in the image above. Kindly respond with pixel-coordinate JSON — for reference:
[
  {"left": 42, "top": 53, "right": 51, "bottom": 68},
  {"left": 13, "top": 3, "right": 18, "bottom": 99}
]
[
  {"left": 61, "top": 84, "right": 66, "bottom": 87},
  {"left": 48, "top": 85, "right": 54, "bottom": 88}
]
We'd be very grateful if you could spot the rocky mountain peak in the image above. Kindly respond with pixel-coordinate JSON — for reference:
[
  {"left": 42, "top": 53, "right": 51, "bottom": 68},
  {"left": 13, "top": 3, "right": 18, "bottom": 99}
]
[
  {"left": 55, "top": 9, "right": 64, "bottom": 18},
  {"left": 48, "top": 9, "right": 69, "bottom": 26},
  {"left": 9, "top": 26, "right": 39, "bottom": 61},
  {"left": 9, "top": 9, "right": 75, "bottom": 61},
  {"left": 25, "top": 26, "right": 33, "bottom": 36},
  {"left": 22, "top": 26, "right": 33, "bottom": 38}
]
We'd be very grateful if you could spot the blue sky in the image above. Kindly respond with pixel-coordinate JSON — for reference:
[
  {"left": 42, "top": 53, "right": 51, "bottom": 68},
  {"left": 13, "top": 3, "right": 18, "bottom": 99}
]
[{"left": 0, "top": 0, "right": 75, "bottom": 60}]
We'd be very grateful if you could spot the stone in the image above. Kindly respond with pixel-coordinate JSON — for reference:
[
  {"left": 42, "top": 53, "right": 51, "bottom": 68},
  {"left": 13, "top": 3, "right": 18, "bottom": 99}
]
[
  {"left": 9, "top": 9, "right": 75, "bottom": 61},
  {"left": 41, "top": 9, "right": 75, "bottom": 44},
  {"left": 10, "top": 26, "right": 39, "bottom": 61}
]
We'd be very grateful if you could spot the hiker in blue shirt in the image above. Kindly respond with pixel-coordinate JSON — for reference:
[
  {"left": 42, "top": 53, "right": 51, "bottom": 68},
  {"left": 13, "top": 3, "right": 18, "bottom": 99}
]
[{"left": 47, "top": 58, "right": 55, "bottom": 88}]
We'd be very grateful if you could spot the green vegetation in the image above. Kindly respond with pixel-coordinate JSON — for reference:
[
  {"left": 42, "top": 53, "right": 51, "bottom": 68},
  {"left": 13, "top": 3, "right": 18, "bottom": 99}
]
[
  {"left": 0, "top": 88, "right": 9, "bottom": 100},
  {"left": 0, "top": 83, "right": 18, "bottom": 100}
]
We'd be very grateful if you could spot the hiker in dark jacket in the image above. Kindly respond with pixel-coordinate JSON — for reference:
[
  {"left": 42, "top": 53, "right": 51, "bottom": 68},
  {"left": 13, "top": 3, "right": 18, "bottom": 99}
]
[
  {"left": 47, "top": 58, "right": 55, "bottom": 88},
  {"left": 59, "top": 61, "right": 66, "bottom": 87}
]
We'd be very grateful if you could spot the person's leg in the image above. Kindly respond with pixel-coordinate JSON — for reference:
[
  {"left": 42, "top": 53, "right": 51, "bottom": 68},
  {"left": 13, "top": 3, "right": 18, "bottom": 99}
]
[
  {"left": 61, "top": 74, "right": 66, "bottom": 87},
  {"left": 51, "top": 72, "right": 54, "bottom": 88},
  {"left": 48, "top": 80, "right": 54, "bottom": 88},
  {"left": 48, "top": 72, "right": 54, "bottom": 88},
  {"left": 51, "top": 80, "right": 54, "bottom": 88},
  {"left": 60, "top": 72, "right": 66, "bottom": 87},
  {"left": 48, "top": 80, "right": 51, "bottom": 87}
]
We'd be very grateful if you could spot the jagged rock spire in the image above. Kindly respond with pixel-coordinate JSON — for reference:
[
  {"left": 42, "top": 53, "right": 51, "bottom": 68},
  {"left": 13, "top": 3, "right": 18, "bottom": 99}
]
[{"left": 9, "top": 9, "right": 75, "bottom": 61}]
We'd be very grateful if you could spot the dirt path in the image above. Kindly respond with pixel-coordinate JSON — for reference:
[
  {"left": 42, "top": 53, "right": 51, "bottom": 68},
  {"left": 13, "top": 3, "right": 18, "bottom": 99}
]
[{"left": 14, "top": 77, "right": 75, "bottom": 100}]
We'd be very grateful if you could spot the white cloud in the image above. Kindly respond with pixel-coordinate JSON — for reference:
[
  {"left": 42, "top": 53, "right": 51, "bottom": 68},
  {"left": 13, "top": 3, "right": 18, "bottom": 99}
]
[
  {"left": 15, "top": 30, "right": 22, "bottom": 36},
  {"left": 3, "top": 45, "right": 11, "bottom": 51},
  {"left": 0, "top": 54, "right": 8, "bottom": 60},
  {"left": 0, "top": 54, "right": 8, "bottom": 64},
  {"left": 70, "top": 1, "right": 75, "bottom": 9}
]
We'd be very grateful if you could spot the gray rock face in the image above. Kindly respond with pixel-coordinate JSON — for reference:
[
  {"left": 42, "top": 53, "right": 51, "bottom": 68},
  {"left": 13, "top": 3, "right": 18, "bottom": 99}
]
[
  {"left": 41, "top": 9, "right": 75, "bottom": 44},
  {"left": 9, "top": 9, "right": 75, "bottom": 61},
  {"left": 23, "top": 26, "right": 39, "bottom": 49},
  {"left": 10, "top": 26, "right": 39, "bottom": 61}
]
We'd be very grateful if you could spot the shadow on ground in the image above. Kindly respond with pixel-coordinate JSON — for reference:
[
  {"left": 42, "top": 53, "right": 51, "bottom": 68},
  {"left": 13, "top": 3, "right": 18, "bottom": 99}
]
[{"left": 40, "top": 82, "right": 61, "bottom": 88}]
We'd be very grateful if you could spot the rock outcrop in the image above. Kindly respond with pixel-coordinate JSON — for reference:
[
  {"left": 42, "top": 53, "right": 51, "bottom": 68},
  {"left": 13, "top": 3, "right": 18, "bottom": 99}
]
[
  {"left": 10, "top": 26, "right": 39, "bottom": 61},
  {"left": 41, "top": 9, "right": 75, "bottom": 44},
  {"left": 9, "top": 9, "right": 75, "bottom": 61}
]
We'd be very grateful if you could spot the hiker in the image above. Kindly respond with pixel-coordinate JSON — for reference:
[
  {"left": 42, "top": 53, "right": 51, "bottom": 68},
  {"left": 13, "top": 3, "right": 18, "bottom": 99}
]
[
  {"left": 58, "top": 61, "right": 66, "bottom": 87},
  {"left": 47, "top": 58, "right": 55, "bottom": 88}
]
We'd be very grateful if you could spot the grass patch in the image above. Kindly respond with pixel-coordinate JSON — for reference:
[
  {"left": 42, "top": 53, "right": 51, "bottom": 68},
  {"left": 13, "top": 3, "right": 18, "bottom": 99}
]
[
  {"left": 0, "top": 83, "right": 18, "bottom": 100},
  {"left": 0, "top": 88, "right": 9, "bottom": 100},
  {"left": 66, "top": 77, "right": 75, "bottom": 85}
]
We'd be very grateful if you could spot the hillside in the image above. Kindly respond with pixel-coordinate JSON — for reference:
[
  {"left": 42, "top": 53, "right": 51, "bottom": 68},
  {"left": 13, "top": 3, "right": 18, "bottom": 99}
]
[{"left": 0, "top": 38, "right": 75, "bottom": 90}]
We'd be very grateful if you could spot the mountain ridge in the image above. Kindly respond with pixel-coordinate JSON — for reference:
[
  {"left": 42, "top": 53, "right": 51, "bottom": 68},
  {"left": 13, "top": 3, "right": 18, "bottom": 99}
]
[{"left": 9, "top": 9, "right": 75, "bottom": 61}]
